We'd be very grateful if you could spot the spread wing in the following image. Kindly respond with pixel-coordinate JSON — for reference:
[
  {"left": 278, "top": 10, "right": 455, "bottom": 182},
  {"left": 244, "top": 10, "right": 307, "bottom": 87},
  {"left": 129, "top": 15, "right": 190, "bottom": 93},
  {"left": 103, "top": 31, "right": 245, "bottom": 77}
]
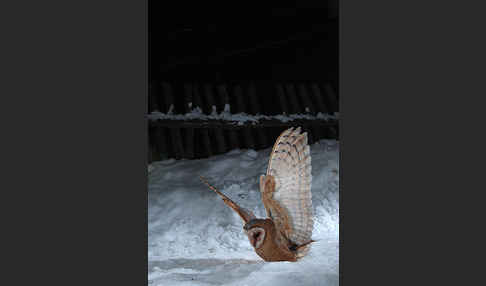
[
  {"left": 200, "top": 176, "right": 256, "bottom": 223},
  {"left": 260, "top": 127, "right": 313, "bottom": 246}
]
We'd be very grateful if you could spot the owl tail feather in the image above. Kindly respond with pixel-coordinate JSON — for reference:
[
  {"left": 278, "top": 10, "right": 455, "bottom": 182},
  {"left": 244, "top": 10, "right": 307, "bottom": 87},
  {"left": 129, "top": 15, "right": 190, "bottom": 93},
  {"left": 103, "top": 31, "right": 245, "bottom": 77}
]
[
  {"left": 199, "top": 176, "right": 256, "bottom": 223},
  {"left": 295, "top": 239, "right": 315, "bottom": 250},
  {"left": 288, "top": 239, "right": 316, "bottom": 252}
]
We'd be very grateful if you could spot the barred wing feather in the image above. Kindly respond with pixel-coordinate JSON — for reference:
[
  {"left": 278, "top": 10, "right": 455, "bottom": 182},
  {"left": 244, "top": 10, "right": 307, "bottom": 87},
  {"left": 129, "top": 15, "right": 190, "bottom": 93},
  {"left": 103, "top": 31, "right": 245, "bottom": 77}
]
[{"left": 261, "top": 127, "right": 313, "bottom": 246}]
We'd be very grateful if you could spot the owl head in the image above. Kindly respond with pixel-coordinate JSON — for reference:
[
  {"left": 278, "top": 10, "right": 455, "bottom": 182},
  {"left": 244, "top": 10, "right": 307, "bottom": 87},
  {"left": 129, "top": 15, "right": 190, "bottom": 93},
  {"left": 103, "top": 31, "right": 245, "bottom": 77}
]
[{"left": 243, "top": 218, "right": 274, "bottom": 249}]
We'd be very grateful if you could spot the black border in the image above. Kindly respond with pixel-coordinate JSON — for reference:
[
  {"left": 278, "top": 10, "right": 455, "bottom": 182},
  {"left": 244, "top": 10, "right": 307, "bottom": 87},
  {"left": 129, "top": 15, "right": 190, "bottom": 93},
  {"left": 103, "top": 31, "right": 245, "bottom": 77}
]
[
  {"left": 2, "top": 0, "right": 147, "bottom": 284},
  {"left": 340, "top": 1, "right": 486, "bottom": 284}
]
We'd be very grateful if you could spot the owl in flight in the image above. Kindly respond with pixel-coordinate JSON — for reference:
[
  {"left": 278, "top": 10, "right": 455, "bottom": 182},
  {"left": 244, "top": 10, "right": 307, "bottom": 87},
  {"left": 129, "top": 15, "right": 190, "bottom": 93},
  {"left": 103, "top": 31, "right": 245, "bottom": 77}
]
[{"left": 201, "top": 127, "right": 314, "bottom": 262}]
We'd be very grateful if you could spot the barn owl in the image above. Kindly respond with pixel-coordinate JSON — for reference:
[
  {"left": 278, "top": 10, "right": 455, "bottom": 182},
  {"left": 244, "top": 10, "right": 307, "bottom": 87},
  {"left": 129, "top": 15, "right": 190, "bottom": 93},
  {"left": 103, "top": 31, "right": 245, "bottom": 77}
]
[{"left": 200, "top": 127, "right": 314, "bottom": 262}]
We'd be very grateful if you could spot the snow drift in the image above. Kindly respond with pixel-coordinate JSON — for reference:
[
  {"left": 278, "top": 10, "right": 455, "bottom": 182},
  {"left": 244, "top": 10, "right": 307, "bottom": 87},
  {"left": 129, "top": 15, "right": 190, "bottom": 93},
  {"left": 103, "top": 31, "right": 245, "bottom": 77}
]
[{"left": 148, "top": 139, "right": 339, "bottom": 286}]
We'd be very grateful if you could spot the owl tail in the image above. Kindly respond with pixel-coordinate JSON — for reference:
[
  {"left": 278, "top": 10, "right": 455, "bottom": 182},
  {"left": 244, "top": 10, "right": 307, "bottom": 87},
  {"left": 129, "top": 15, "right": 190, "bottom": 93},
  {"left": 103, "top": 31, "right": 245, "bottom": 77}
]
[
  {"left": 199, "top": 176, "right": 256, "bottom": 223},
  {"left": 295, "top": 239, "right": 315, "bottom": 250}
]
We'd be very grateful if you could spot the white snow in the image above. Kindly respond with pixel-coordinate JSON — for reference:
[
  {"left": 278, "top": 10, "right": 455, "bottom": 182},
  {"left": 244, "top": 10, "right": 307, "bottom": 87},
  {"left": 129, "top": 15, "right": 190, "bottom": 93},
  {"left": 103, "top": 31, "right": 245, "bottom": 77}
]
[
  {"left": 223, "top": 103, "right": 231, "bottom": 113},
  {"left": 147, "top": 107, "right": 338, "bottom": 124},
  {"left": 148, "top": 139, "right": 339, "bottom": 286},
  {"left": 167, "top": 104, "right": 175, "bottom": 115},
  {"left": 211, "top": 105, "right": 218, "bottom": 116}
]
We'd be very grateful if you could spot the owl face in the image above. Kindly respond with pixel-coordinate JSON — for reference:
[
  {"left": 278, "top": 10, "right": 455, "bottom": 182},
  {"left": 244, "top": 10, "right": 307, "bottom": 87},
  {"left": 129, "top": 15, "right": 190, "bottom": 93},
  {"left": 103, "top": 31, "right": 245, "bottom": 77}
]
[
  {"left": 245, "top": 226, "right": 266, "bottom": 249},
  {"left": 244, "top": 219, "right": 270, "bottom": 249}
]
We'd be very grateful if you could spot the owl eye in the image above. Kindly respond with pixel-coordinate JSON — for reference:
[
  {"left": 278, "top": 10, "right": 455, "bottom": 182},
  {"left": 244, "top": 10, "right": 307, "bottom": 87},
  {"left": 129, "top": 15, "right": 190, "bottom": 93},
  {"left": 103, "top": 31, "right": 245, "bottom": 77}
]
[
  {"left": 248, "top": 227, "right": 266, "bottom": 249},
  {"left": 253, "top": 232, "right": 261, "bottom": 240}
]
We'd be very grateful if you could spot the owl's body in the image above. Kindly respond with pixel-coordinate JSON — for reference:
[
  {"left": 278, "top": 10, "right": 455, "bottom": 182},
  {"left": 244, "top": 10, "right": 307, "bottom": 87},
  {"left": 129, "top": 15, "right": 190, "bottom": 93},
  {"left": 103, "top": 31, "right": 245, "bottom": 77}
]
[
  {"left": 201, "top": 127, "right": 314, "bottom": 262},
  {"left": 244, "top": 218, "right": 297, "bottom": 262}
]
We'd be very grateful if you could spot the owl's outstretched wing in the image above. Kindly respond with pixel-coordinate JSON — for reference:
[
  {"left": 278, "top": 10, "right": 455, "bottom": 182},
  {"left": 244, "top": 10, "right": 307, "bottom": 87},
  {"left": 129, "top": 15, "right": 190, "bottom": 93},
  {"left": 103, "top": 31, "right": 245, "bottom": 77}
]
[
  {"left": 260, "top": 127, "right": 313, "bottom": 246},
  {"left": 200, "top": 176, "right": 256, "bottom": 223}
]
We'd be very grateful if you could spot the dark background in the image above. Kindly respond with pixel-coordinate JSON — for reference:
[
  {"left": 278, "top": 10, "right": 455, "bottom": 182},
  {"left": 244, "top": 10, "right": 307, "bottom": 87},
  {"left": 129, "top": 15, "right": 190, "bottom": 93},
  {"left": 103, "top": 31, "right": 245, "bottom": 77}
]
[
  {"left": 149, "top": 1, "right": 338, "bottom": 86},
  {"left": 148, "top": 1, "right": 339, "bottom": 160}
]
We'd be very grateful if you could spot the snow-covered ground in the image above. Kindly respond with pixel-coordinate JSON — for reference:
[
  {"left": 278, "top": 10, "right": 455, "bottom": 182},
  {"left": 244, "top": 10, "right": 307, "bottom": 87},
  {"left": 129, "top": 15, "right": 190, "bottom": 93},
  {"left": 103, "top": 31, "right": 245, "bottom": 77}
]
[{"left": 148, "top": 139, "right": 339, "bottom": 286}]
